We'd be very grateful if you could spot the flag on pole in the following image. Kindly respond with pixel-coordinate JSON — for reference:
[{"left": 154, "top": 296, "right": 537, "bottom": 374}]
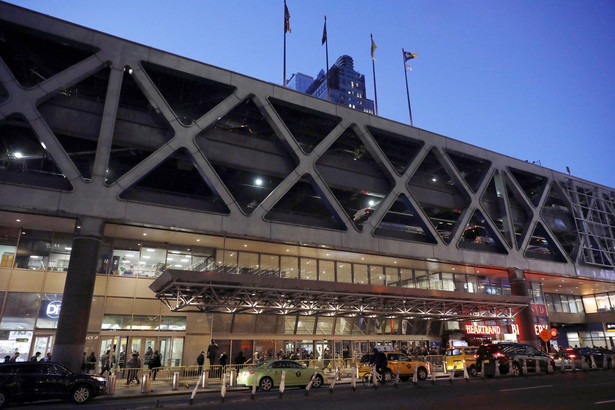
[
  {"left": 370, "top": 36, "right": 377, "bottom": 60},
  {"left": 321, "top": 17, "right": 327, "bottom": 45},
  {"left": 284, "top": 2, "right": 291, "bottom": 33},
  {"left": 405, "top": 65, "right": 413, "bottom": 70},
  {"left": 403, "top": 51, "right": 418, "bottom": 62}
]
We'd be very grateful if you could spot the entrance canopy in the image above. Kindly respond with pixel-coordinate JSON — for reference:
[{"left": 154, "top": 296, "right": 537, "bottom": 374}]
[{"left": 150, "top": 270, "right": 530, "bottom": 321}]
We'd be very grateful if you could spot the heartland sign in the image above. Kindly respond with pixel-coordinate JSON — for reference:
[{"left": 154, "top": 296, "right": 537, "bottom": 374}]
[{"left": 465, "top": 325, "right": 501, "bottom": 335}]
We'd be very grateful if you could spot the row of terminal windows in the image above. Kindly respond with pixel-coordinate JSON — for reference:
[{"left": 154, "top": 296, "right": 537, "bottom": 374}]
[
  {"left": 0, "top": 225, "right": 515, "bottom": 296},
  {"left": 545, "top": 291, "right": 615, "bottom": 314}
]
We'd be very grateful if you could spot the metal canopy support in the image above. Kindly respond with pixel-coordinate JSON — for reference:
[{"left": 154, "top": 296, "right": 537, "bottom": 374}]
[{"left": 151, "top": 270, "right": 529, "bottom": 321}]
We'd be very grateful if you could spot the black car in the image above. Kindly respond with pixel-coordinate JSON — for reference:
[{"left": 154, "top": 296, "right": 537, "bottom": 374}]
[
  {"left": 555, "top": 347, "right": 613, "bottom": 369},
  {"left": 0, "top": 361, "right": 106, "bottom": 407},
  {"left": 476, "top": 343, "right": 555, "bottom": 376}
]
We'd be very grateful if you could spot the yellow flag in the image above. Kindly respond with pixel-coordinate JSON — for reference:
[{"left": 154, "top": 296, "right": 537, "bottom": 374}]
[{"left": 371, "top": 37, "right": 377, "bottom": 61}]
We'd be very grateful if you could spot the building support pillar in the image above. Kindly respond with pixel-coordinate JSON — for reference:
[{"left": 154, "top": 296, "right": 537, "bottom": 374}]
[
  {"left": 53, "top": 217, "right": 104, "bottom": 372},
  {"left": 507, "top": 267, "right": 539, "bottom": 348}
]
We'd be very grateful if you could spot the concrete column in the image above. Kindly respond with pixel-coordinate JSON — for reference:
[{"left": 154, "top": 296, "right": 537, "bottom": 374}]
[
  {"left": 53, "top": 217, "right": 104, "bottom": 372},
  {"left": 507, "top": 267, "right": 539, "bottom": 347}
]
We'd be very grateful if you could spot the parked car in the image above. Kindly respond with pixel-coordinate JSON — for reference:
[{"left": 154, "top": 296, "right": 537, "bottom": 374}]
[
  {"left": 476, "top": 343, "right": 555, "bottom": 376},
  {"left": 0, "top": 361, "right": 106, "bottom": 407},
  {"left": 358, "top": 351, "right": 429, "bottom": 382},
  {"left": 554, "top": 347, "right": 613, "bottom": 369},
  {"left": 445, "top": 346, "right": 478, "bottom": 376},
  {"left": 236, "top": 359, "right": 326, "bottom": 391}
]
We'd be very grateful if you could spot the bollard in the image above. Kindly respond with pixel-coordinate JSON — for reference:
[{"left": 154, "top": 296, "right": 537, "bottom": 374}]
[
  {"left": 305, "top": 373, "right": 316, "bottom": 396},
  {"left": 572, "top": 358, "right": 577, "bottom": 373},
  {"left": 494, "top": 361, "right": 500, "bottom": 377},
  {"left": 336, "top": 366, "right": 341, "bottom": 381},
  {"left": 351, "top": 366, "right": 356, "bottom": 392},
  {"left": 547, "top": 360, "right": 553, "bottom": 375},
  {"left": 107, "top": 374, "right": 116, "bottom": 395},
  {"left": 221, "top": 373, "right": 227, "bottom": 402},
  {"left": 590, "top": 355, "right": 597, "bottom": 369},
  {"left": 394, "top": 366, "right": 400, "bottom": 388},
  {"left": 230, "top": 369, "right": 237, "bottom": 387},
  {"left": 141, "top": 373, "right": 150, "bottom": 393},
  {"left": 481, "top": 361, "right": 486, "bottom": 380},
  {"left": 412, "top": 365, "right": 418, "bottom": 386},
  {"left": 431, "top": 363, "right": 436, "bottom": 385},
  {"left": 202, "top": 370, "right": 208, "bottom": 388},
  {"left": 603, "top": 355, "right": 608, "bottom": 370},
  {"left": 463, "top": 361, "right": 469, "bottom": 382},
  {"left": 172, "top": 372, "right": 180, "bottom": 390},
  {"left": 522, "top": 359, "right": 528, "bottom": 377},
  {"left": 560, "top": 359, "right": 566, "bottom": 373},
  {"left": 371, "top": 366, "right": 378, "bottom": 389},
  {"left": 581, "top": 356, "right": 588, "bottom": 371},
  {"left": 279, "top": 370, "right": 286, "bottom": 398},
  {"left": 329, "top": 369, "right": 337, "bottom": 393},
  {"left": 536, "top": 360, "right": 542, "bottom": 375},
  {"left": 251, "top": 372, "right": 257, "bottom": 400},
  {"left": 449, "top": 365, "right": 456, "bottom": 383}
]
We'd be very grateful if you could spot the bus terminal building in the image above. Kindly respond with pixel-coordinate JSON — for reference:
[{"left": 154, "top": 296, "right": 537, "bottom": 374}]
[{"left": 1, "top": 3, "right": 615, "bottom": 371}]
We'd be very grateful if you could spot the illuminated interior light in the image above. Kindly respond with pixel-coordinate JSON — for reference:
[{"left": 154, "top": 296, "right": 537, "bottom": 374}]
[
  {"left": 14, "top": 152, "right": 23, "bottom": 159},
  {"left": 255, "top": 178, "right": 263, "bottom": 186},
  {"left": 40, "top": 142, "right": 47, "bottom": 149}
]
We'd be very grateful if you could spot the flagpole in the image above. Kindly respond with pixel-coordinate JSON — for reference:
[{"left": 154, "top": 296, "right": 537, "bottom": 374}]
[
  {"left": 283, "top": 0, "right": 288, "bottom": 86},
  {"left": 324, "top": 16, "right": 330, "bottom": 101},
  {"left": 402, "top": 48, "right": 413, "bottom": 126},
  {"left": 371, "top": 33, "right": 378, "bottom": 116}
]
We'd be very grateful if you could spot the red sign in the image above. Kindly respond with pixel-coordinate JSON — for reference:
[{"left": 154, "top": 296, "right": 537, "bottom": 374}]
[{"left": 550, "top": 328, "right": 558, "bottom": 338}]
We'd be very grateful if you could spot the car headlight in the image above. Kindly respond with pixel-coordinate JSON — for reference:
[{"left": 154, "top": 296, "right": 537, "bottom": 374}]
[{"left": 90, "top": 376, "right": 106, "bottom": 382}]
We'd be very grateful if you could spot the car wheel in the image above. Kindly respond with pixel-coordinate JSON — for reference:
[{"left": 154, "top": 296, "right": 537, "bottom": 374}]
[
  {"left": 259, "top": 376, "right": 273, "bottom": 392},
  {"left": 0, "top": 389, "right": 8, "bottom": 408},
  {"left": 71, "top": 384, "right": 92, "bottom": 404},
  {"left": 416, "top": 367, "right": 428, "bottom": 381},
  {"left": 511, "top": 362, "right": 521, "bottom": 377},
  {"left": 469, "top": 365, "right": 478, "bottom": 377},
  {"left": 311, "top": 374, "right": 324, "bottom": 388}
]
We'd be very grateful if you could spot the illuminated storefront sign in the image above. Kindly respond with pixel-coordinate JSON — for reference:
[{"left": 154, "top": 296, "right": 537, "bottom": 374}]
[
  {"left": 606, "top": 323, "right": 615, "bottom": 332},
  {"left": 465, "top": 325, "right": 501, "bottom": 335}
]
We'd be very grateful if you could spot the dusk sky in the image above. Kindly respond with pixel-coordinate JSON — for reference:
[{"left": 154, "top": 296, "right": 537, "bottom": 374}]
[{"left": 7, "top": 0, "right": 615, "bottom": 189}]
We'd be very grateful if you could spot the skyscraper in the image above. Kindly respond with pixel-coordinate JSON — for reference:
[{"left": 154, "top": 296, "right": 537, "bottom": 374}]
[{"left": 288, "top": 55, "right": 374, "bottom": 114}]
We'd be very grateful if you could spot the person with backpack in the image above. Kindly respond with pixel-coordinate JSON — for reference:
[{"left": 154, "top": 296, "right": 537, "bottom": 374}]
[{"left": 148, "top": 350, "right": 162, "bottom": 380}]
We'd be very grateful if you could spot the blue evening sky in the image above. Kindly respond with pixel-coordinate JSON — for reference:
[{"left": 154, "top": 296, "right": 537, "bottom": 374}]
[{"left": 6, "top": 0, "right": 615, "bottom": 189}]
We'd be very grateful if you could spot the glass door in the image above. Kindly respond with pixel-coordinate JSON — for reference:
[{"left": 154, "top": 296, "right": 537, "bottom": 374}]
[{"left": 32, "top": 336, "right": 53, "bottom": 360}]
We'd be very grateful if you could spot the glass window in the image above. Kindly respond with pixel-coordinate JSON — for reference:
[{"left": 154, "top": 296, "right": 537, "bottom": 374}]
[
  {"left": 260, "top": 254, "right": 280, "bottom": 277},
  {"left": 284, "top": 316, "right": 297, "bottom": 334},
  {"left": 139, "top": 244, "right": 166, "bottom": 277},
  {"left": 576, "top": 296, "right": 585, "bottom": 313},
  {"left": 609, "top": 293, "right": 615, "bottom": 311},
  {"left": 110, "top": 239, "right": 141, "bottom": 276},
  {"left": 15, "top": 229, "right": 52, "bottom": 270},
  {"left": 429, "top": 272, "right": 442, "bottom": 290},
  {"left": 96, "top": 237, "right": 113, "bottom": 274},
  {"left": 453, "top": 274, "right": 466, "bottom": 292},
  {"left": 238, "top": 251, "right": 259, "bottom": 275},
  {"left": 583, "top": 296, "right": 597, "bottom": 314},
  {"left": 335, "top": 317, "right": 353, "bottom": 335},
  {"left": 466, "top": 274, "right": 477, "bottom": 293},
  {"left": 300, "top": 258, "right": 316, "bottom": 280},
  {"left": 370, "top": 266, "right": 385, "bottom": 286},
  {"left": 596, "top": 294, "right": 611, "bottom": 311},
  {"left": 166, "top": 249, "right": 191, "bottom": 272},
  {"left": 337, "top": 262, "right": 351, "bottom": 283},
  {"left": 385, "top": 267, "right": 399, "bottom": 287},
  {"left": 353, "top": 264, "right": 368, "bottom": 285},
  {"left": 545, "top": 294, "right": 555, "bottom": 312},
  {"left": 296, "top": 316, "right": 315, "bottom": 334},
  {"left": 415, "top": 270, "right": 429, "bottom": 289},
  {"left": 190, "top": 246, "right": 215, "bottom": 271},
  {"left": 221, "top": 250, "right": 238, "bottom": 274},
  {"left": 0, "top": 227, "right": 19, "bottom": 268},
  {"left": 319, "top": 260, "right": 335, "bottom": 282},
  {"left": 281, "top": 256, "right": 298, "bottom": 279},
  {"left": 568, "top": 296, "right": 578, "bottom": 313},
  {"left": 101, "top": 314, "right": 132, "bottom": 330},
  {"left": 315, "top": 317, "right": 335, "bottom": 334},
  {"left": 48, "top": 233, "right": 72, "bottom": 272},
  {"left": 0, "top": 292, "right": 40, "bottom": 330},
  {"left": 560, "top": 295, "right": 570, "bottom": 313},
  {"left": 441, "top": 273, "right": 455, "bottom": 291},
  {"left": 400, "top": 269, "right": 414, "bottom": 288}
]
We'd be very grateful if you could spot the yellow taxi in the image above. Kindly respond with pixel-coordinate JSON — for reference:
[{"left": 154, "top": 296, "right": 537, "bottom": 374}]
[
  {"left": 358, "top": 348, "right": 429, "bottom": 381},
  {"left": 445, "top": 346, "right": 478, "bottom": 377}
]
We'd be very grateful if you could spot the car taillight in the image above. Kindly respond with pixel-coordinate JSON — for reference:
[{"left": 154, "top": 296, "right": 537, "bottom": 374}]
[
  {"left": 569, "top": 354, "right": 576, "bottom": 359},
  {"left": 474, "top": 354, "right": 479, "bottom": 359},
  {"left": 492, "top": 352, "right": 504, "bottom": 359}
]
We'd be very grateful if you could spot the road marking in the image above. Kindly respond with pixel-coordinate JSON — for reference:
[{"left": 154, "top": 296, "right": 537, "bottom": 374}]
[
  {"left": 500, "top": 385, "right": 553, "bottom": 392},
  {"left": 595, "top": 399, "right": 615, "bottom": 405}
]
